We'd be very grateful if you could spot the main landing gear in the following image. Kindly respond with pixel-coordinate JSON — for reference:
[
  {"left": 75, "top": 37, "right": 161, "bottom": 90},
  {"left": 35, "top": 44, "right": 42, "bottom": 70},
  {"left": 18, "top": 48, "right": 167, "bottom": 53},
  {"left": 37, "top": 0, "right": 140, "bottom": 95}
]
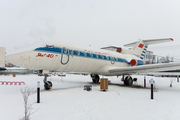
[
  {"left": 44, "top": 74, "right": 52, "bottom": 90},
  {"left": 91, "top": 74, "right": 100, "bottom": 83},
  {"left": 121, "top": 75, "right": 134, "bottom": 86}
]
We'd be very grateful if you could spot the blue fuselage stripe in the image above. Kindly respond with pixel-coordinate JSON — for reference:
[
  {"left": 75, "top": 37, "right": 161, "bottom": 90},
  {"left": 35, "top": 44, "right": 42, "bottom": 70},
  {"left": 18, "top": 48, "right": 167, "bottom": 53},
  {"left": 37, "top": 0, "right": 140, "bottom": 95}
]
[{"left": 34, "top": 46, "right": 144, "bottom": 65}]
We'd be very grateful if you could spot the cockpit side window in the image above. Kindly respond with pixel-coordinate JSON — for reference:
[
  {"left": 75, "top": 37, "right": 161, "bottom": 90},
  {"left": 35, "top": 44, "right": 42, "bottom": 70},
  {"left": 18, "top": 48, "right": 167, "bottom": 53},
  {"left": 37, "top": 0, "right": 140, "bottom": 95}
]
[{"left": 46, "top": 45, "right": 54, "bottom": 48}]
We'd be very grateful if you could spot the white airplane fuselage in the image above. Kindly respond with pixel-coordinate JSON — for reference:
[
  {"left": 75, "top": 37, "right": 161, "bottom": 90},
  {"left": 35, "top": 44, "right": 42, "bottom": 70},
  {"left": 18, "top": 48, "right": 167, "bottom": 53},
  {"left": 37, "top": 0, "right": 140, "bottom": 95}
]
[{"left": 6, "top": 41, "right": 144, "bottom": 76}]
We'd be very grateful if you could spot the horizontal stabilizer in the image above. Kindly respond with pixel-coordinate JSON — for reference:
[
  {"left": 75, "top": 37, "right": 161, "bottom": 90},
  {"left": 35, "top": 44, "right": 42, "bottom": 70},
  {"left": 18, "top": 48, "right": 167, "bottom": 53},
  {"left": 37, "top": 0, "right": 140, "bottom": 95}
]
[{"left": 124, "top": 38, "right": 173, "bottom": 47}]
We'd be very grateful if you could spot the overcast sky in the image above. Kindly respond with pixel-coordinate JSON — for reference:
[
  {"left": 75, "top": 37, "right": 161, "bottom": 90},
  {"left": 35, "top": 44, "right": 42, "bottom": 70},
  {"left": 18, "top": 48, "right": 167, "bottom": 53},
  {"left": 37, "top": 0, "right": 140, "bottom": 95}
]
[{"left": 1, "top": 0, "right": 180, "bottom": 55}]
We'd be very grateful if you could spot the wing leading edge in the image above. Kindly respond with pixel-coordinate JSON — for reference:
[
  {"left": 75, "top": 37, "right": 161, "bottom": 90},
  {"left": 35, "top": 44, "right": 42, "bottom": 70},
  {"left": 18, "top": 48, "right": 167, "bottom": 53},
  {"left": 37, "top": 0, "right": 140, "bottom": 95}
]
[{"left": 108, "top": 62, "right": 180, "bottom": 75}]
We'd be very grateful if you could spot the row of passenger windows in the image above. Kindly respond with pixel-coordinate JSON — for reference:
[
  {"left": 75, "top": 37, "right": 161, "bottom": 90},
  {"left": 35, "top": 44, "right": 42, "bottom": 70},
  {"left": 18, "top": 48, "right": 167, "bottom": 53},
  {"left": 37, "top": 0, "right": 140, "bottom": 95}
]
[
  {"left": 43, "top": 46, "right": 126, "bottom": 62},
  {"left": 63, "top": 49, "right": 122, "bottom": 62}
]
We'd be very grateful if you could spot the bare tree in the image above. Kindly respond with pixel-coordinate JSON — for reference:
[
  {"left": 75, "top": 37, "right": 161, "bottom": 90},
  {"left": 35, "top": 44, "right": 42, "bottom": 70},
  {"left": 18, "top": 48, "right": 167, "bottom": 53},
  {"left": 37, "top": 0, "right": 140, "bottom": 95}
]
[
  {"left": 171, "top": 57, "right": 174, "bottom": 62},
  {"left": 20, "top": 87, "right": 36, "bottom": 120},
  {"left": 165, "top": 55, "right": 174, "bottom": 63},
  {"left": 165, "top": 56, "right": 170, "bottom": 63}
]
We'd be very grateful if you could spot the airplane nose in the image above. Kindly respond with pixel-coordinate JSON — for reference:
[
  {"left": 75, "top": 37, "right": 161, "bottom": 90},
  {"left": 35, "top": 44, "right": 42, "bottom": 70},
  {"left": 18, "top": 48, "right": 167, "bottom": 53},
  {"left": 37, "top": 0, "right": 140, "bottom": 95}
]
[{"left": 6, "top": 53, "right": 23, "bottom": 66}]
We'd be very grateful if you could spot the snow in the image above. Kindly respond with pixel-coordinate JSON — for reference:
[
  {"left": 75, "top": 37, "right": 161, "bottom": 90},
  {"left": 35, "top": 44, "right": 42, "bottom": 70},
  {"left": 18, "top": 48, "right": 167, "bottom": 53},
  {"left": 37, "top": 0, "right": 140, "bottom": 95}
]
[{"left": 0, "top": 74, "right": 180, "bottom": 120}]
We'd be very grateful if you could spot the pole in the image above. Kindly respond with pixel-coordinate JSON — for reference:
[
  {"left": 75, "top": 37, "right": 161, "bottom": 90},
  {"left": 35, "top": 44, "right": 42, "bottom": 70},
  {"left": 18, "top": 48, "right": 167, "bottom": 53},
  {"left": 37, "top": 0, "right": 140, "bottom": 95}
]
[
  {"left": 37, "top": 81, "right": 40, "bottom": 103},
  {"left": 150, "top": 79, "right": 153, "bottom": 99},
  {"left": 177, "top": 76, "right": 179, "bottom": 82},
  {"left": 144, "top": 76, "right": 146, "bottom": 88}
]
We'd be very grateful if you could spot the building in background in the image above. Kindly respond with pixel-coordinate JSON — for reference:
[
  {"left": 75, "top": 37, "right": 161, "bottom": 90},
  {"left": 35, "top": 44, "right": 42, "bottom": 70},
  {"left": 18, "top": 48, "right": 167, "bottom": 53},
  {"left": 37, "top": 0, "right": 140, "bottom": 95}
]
[
  {"left": 143, "top": 51, "right": 154, "bottom": 64},
  {"left": 0, "top": 47, "right": 5, "bottom": 67}
]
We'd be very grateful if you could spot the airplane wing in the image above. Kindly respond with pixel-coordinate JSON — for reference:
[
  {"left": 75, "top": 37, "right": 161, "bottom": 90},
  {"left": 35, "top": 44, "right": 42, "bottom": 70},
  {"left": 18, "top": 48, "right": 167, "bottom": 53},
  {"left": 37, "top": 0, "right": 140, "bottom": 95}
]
[
  {"left": 108, "top": 62, "right": 180, "bottom": 75},
  {"left": 138, "top": 72, "right": 180, "bottom": 76}
]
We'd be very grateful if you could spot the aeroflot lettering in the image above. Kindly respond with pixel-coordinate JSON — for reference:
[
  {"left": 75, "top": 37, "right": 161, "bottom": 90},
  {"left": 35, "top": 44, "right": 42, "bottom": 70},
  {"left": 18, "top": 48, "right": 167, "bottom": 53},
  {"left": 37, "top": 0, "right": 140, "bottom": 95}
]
[
  {"left": 84, "top": 50, "right": 109, "bottom": 55},
  {"left": 36, "top": 53, "right": 54, "bottom": 58}
]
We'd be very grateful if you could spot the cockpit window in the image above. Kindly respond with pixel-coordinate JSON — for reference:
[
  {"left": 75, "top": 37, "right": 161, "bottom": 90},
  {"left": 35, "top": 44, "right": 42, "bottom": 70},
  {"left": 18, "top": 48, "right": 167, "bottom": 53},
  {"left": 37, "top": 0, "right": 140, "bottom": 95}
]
[{"left": 46, "top": 45, "right": 54, "bottom": 48}]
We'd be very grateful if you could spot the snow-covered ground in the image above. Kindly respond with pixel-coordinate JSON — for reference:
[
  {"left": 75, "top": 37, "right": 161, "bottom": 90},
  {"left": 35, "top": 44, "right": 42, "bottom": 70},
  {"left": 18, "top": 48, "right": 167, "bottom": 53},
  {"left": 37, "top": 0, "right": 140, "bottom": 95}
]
[{"left": 0, "top": 74, "right": 180, "bottom": 120}]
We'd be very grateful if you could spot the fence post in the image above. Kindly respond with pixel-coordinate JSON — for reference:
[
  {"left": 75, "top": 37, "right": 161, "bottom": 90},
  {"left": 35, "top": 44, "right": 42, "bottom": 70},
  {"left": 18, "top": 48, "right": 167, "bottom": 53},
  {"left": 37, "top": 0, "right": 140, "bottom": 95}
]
[
  {"left": 144, "top": 76, "right": 146, "bottom": 88},
  {"left": 150, "top": 79, "right": 154, "bottom": 99},
  {"left": 177, "top": 76, "right": 179, "bottom": 82}
]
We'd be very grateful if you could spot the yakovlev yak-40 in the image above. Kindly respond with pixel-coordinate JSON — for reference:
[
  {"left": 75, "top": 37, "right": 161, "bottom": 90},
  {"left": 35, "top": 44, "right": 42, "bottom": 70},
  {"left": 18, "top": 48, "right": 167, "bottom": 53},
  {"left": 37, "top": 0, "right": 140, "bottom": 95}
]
[{"left": 6, "top": 38, "right": 180, "bottom": 90}]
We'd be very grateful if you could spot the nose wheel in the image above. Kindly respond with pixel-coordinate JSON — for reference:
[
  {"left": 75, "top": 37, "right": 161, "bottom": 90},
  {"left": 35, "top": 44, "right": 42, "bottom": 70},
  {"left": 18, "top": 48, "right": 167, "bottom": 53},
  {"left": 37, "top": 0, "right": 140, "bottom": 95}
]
[{"left": 44, "top": 74, "right": 53, "bottom": 90}]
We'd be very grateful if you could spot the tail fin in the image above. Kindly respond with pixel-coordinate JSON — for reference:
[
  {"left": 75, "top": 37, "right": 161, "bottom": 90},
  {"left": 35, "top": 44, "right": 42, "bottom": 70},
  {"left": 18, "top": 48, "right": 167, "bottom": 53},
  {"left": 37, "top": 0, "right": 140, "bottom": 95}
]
[
  {"left": 131, "top": 39, "right": 147, "bottom": 59},
  {"left": 124, "top": 38, "right": 173, "bottom": 59}
]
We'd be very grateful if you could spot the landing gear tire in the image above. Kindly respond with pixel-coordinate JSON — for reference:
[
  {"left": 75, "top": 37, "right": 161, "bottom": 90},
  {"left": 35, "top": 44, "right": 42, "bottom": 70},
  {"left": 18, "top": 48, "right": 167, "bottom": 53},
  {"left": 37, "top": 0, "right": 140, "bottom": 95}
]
[
  {"left": 43, "top": 73, "right": 53, "bottom": 90},
  {"left": 91, "top": 74, "right": 100, "bottom": 83},
  {"left": 124, "top": 76, "right": 133, "bottom": 86},
  {"left": 44, "top": 81, "right": 52, "bottom": 90}
]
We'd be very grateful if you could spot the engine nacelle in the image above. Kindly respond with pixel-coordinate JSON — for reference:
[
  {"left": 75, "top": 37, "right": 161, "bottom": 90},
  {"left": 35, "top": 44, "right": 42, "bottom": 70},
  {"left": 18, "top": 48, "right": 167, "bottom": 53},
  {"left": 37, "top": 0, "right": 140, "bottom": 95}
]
[
  {"left": 130, "top": 59, "right": 138, "bottom": 66},
  {"left": 116, "top": 47, "right": 133, "bottom": 54}
]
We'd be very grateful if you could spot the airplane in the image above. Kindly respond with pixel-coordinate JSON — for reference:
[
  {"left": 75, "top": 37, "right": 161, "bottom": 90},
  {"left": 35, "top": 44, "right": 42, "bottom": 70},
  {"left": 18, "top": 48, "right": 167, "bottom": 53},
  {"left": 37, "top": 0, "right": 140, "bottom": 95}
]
[
  {"left": 6, "top": 38, "right": 180, "bottom": 90},
  {"left": 0, "top": 67, "right": 6, "bottom": 71},
  {"left": 0, "top": 66, "right": 30, "bottom": 74}
]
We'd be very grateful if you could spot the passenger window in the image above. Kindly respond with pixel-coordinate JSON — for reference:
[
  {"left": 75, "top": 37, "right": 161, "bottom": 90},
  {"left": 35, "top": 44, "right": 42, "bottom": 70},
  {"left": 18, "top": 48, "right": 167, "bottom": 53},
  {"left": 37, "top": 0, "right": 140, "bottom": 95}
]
[
  {"left": 46, "top": 45, "right": 54, "bottom": 48},
  {"left": 90, "top": 54, "right": 93, "bottom": 57},
  {"left": 102, "top": 55, "right": 104, "bottom": 59},
  {"left": 77, "top": 51, "right": 80, "bottom": 55},
  {"left": 84, "top": 53, "right": 86, "bottom": 56},
  {"left": 107, "top": 56, "right": 109, "bottom": 60}
]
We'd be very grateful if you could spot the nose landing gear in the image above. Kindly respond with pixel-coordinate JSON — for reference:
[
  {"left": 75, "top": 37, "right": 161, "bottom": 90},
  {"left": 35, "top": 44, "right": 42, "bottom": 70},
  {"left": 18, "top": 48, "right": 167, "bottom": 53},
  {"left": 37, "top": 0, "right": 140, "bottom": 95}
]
[{"left": 44, "top": 74, "right": 53, "bottom": 90}]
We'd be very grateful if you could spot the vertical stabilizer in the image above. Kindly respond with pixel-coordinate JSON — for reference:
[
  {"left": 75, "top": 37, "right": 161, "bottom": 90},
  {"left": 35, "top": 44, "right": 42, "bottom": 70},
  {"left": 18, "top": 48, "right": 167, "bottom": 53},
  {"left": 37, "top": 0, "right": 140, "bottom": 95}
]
[
  {"left": 132, "top": 40, "right": 147, "bottom": 59},
  {"left": 124, "top": 38, "right": 173, "bottom": 59}
]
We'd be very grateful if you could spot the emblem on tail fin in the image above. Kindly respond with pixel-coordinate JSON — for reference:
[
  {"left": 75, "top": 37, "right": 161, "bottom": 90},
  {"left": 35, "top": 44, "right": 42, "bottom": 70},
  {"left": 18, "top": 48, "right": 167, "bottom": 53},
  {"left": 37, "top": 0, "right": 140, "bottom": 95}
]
[{"left": 138, "top": 44, "right": 144, "bottom": 48}]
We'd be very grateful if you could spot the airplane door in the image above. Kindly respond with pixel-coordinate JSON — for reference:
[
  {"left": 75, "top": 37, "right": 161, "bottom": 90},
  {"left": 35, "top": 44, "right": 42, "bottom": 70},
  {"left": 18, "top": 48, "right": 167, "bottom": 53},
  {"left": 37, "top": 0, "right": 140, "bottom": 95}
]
[{"left": 61, "top": 47, "right": 70, "bottom": 65}]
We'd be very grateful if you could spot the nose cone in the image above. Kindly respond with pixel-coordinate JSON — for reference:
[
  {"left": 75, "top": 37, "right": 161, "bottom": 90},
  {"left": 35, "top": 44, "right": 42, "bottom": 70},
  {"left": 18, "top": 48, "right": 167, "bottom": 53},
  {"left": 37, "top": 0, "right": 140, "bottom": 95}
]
[{"left": 6, "top": 53, "right": 23, "bottom": 66}]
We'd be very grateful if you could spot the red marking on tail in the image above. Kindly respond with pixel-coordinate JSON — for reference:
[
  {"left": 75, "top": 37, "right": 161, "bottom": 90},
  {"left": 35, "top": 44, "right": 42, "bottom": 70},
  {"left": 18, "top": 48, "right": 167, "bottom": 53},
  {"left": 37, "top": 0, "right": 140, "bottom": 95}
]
[
  {"left": 170, "top": 38, "right": 173, "bottom": 41},
  {"left": 138, "top": 44, "right": 144, "bottom": 48}
]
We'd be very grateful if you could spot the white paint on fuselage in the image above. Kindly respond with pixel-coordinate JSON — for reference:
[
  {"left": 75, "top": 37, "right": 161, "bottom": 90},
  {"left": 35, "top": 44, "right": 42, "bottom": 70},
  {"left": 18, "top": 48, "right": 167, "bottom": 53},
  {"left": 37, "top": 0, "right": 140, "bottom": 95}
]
[{"left": 6, "top": 40, "right": 142, "bottom": 76}]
